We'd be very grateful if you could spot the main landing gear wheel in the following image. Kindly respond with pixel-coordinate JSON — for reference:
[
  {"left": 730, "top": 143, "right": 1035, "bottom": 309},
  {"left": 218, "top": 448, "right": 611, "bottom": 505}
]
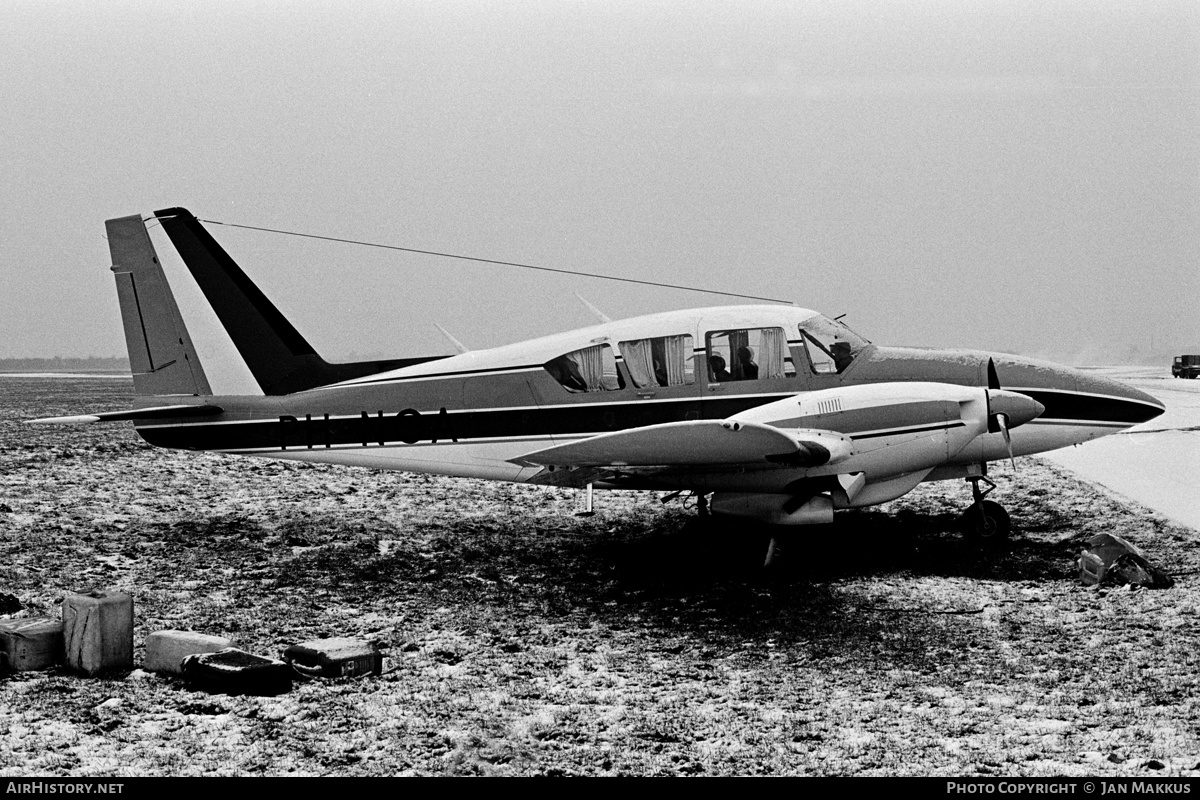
[
  {"left": 962, "top": 476, "right": 1011, "bottom": 545},
  {"left": 964, "top": 500, "right": 1011, "bottom": 544}
]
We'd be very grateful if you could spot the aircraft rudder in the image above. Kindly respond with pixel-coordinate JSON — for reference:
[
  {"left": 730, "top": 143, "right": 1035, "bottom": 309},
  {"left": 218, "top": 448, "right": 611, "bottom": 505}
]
[{"left": 106, "top": 213, "right": 212, "bottom": 397}]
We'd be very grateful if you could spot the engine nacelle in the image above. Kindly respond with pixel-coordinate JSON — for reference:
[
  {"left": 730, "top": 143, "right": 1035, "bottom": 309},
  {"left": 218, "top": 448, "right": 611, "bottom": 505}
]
[
  {"left": 710, "top": 492, "right": 834, "bottom": 526},
  {"left": 727, "top": 382, "right": 1040, "bottom": 483}
]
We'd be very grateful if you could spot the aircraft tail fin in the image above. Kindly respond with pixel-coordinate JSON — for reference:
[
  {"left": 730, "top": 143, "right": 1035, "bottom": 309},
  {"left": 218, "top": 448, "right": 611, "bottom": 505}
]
[
  {"left": 150, "top": 207, "right": 444, "bottom": 395},
  {"left": 107, "top": 214, "right": 213, "bottom": 397}
]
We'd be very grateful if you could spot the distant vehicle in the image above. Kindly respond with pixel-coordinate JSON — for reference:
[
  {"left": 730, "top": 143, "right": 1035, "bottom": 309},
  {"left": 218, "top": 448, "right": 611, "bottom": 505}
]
[{"left": 1172, "top": 355, "right": 1200, "bottom": 379}]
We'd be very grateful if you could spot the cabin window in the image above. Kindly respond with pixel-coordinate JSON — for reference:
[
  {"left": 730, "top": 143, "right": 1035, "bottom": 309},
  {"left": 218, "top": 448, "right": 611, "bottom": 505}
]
[
  {"left": 544, "top": 344, "right": 624, "bottom": 393},
  {"left": 798, "top": 315, "right": 868, "bottom": 375},
  {"left": 618, "top": 335, "right": 695, "bottom": 388},
  {"left": 705, "top": 327, "right": 792, "bottom": 382}
]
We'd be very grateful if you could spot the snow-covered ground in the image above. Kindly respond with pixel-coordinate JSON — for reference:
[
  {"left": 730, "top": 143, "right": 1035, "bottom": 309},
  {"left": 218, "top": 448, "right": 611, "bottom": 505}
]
[{"left": 1043, "top": 366, "right": 1200, "bottom": 532}]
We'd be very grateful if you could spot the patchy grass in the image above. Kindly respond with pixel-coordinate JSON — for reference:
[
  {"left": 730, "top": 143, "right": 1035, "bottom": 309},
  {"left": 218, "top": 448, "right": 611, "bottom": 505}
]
[{"left": 2, "top": 378, "right": 1199, "bottom": 776}]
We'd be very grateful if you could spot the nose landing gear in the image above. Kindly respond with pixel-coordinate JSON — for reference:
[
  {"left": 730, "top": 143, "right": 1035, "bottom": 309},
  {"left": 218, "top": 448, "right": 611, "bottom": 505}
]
[{"left": 963, "top": 475, "right": 1011, "bottom": 544}]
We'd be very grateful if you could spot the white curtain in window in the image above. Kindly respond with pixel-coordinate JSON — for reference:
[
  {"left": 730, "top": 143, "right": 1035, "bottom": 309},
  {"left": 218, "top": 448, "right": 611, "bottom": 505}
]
[
  {"left": 620, "top": 339, "right": 655, "bottom": 388},
  {"left": 602, "top": 361, "right": 621, "bottom": 391},
  {"left": 759, "top": 328, "right": 786, "bottom": 379},
  {"left": 664, "top": 335, "right": 690, "bottom": 386},
  {"left": 572, "top": 346, "right": 606, "bottom": 391}
]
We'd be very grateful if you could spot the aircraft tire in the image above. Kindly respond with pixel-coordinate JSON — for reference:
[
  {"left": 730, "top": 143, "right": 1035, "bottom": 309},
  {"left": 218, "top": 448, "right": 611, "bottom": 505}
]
[{"left": 964, "top": 500, "right": 1011, "bottom": 545}]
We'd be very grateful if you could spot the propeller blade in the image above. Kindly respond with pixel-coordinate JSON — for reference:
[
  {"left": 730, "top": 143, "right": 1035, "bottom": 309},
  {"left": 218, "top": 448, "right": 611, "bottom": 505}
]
[
  {"left": 996, "top": 412, "right": 1016, "bottom": 471},
  {"left": 986, "top": 390, "right": 1045, "bottom": 430},
  {"left": 984, "top": 362, "right": 1040, "bottom": 474}
]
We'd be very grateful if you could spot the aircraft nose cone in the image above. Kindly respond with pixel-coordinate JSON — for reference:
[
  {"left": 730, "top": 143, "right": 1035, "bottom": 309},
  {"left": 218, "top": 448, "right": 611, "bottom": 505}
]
[
  {"left": 1065, "top": 367, "right": 1166, "bottom": 424},
  {"left": 1073, "top": 370, "right": 1166, "bottom": 424},
  {"left": 988, "top": 355, "right": 1166, "bottom": 427},
  {"left": 988, "top": 389, "right": 1044, "bottom": 428}
]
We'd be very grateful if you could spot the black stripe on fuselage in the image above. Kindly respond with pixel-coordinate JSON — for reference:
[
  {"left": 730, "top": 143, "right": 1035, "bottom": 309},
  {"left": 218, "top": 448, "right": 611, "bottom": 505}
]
[
  {"left": 1014, "top": 390, "right": 1162, "bottom": 425},
  {"left": 135, "top": 387, "right": 1155, "bottom": 453},
  {"left": 136, "top": 395, "right": 789, "bottom": 452}
]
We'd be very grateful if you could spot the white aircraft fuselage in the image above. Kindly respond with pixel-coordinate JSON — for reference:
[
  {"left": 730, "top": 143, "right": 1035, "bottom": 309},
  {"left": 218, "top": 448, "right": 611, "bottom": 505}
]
[{"left": 35, "top": 209, "right": 1166, "bottom": 530}]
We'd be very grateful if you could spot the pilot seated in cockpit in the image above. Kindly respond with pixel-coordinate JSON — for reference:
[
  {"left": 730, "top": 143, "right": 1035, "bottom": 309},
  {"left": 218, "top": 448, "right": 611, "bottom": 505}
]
[{"left": 830, "top": 341, "right": 853, "bottom": 373}]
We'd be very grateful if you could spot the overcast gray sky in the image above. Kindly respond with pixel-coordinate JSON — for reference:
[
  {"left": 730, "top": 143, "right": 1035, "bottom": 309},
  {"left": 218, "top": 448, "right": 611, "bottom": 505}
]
[{"left": 1, "top": 0, "right": 1196, "bottom": 365}]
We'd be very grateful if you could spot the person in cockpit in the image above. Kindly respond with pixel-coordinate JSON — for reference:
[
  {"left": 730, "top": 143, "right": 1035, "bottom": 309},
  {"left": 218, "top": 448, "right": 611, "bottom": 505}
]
[
  {"left": 546, "top": 355, "right": 588, "bottom": 392},
  {"left": 830, "top": 341, "right": 854, "bottom": 373}
]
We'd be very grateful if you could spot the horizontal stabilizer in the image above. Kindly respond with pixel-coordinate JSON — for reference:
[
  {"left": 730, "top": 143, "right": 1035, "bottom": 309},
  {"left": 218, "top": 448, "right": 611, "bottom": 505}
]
[
  {"left": 27, "top": 404, "right": 223, "bottom": 425},
  {"left": 510, "top": 419, "right": 848, "bottom": 468}
]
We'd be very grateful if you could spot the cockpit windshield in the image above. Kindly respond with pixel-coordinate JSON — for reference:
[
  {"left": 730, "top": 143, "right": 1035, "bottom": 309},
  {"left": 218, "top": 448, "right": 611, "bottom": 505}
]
[{"left": 797, "top": 315, "right": 869, "bottom": 375}]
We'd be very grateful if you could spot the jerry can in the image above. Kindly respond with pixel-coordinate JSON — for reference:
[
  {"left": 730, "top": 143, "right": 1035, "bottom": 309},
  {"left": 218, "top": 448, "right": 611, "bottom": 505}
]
[
  {"left": 1078, "top": 551, "right": 1107, "bottom": 585},
  {"left": 63, "top": 590, "right": 133, "bottom": 676},
  {"left": 0, "top": 617, "right": 64, "bottom": 671}
]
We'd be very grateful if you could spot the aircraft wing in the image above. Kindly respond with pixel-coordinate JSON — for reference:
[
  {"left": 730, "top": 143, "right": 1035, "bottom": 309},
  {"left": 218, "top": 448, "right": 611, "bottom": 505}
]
[{"left": 510, "top": 419, "right": 851, "bottom": 469}]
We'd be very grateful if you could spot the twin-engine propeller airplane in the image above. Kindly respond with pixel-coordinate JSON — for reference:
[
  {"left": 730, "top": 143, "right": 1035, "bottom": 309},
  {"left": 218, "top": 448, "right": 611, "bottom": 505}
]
[{"left": 33, "top": 208, "right": 1165, "bottom": 553}]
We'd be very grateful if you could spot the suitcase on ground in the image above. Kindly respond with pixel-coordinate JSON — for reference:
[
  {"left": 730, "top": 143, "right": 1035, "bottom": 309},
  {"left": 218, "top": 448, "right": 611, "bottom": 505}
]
[
  {"left": 144, "top": 630, "right": 234, "bottom": 675},
  {"left": 181, "top": 647, "right": 293, "bottom": 695},
  {"left": 282, "top": 638, "right": 382, "bottom": 679}
]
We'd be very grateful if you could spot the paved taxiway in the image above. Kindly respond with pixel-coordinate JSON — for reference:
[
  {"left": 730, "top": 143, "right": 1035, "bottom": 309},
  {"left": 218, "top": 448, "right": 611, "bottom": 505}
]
[{"left": 1043, "top": 366, "right": 1200, "bottom": 531}]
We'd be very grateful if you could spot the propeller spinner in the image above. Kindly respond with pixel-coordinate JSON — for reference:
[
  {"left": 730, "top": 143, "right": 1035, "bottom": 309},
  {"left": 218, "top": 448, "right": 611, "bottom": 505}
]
[{"left": 985, "top": 357, "right": 1045, "bottom": 471}]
